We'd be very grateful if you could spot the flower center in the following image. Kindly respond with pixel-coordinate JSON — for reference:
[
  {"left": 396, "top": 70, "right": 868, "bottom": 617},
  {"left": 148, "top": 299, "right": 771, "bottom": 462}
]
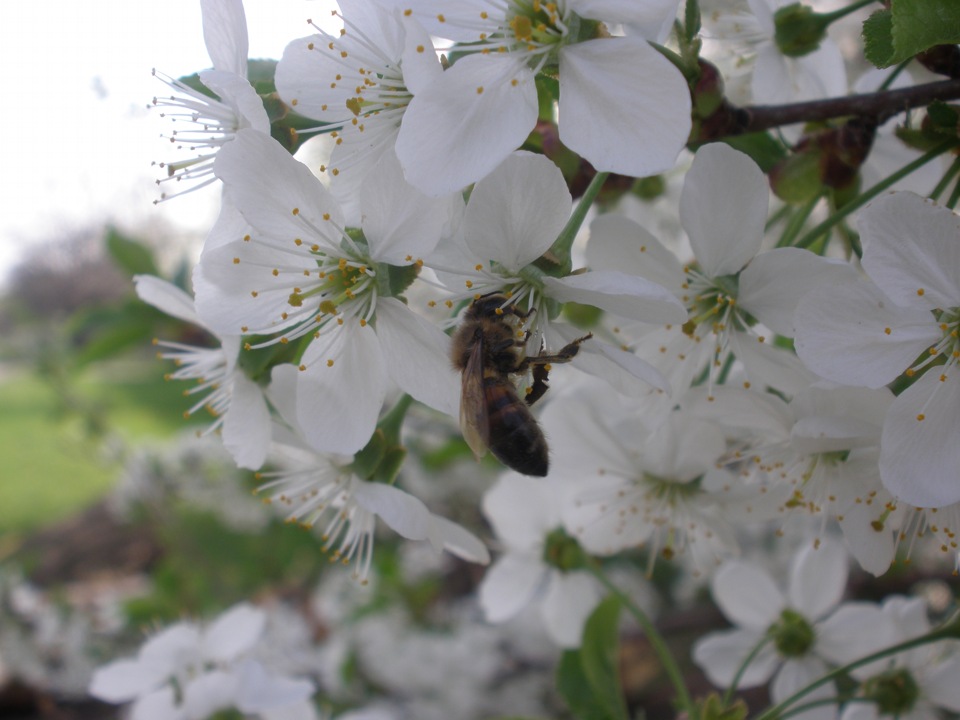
[
  {"left": 768, "top": 608, "right": 815, "bottom": 657},
  {"left": 863, "top": 668, "right": 920, "bottom": 716},
  {"left": 542, "top": 527, "right": 588, "bottom": 571},
  {"left": 680, "top": 268, "right": 746, "bottom": 338}
]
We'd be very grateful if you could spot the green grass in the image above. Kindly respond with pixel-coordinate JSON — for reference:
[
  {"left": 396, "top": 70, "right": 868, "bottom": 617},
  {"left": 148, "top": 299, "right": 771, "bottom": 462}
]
[{"left": 0, "top": 364, "right": 200, "bottom": 533}]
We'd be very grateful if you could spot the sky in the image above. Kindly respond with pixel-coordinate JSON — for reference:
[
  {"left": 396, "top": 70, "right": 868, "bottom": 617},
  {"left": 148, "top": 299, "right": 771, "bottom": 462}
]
[{"left": 0, "top": 0, "right": 338, "bottom": 286}]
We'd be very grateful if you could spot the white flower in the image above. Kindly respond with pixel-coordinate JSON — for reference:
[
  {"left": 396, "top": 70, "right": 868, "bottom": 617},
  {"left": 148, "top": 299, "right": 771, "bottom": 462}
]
[
  {"left": 256, "top": 418, "right": 489, "bottom": 583},
  {"left": 195, "top": 128, "right": 460, "bottom": 454},
  {"left": 152, "top": 0, "right": 270, "bottom": 200},
  {"left": 89, "top": 603, "right": 315, "bottom": 720},
  {"left": 693, "top": 543, "right": 898, "bottom": 720},
  {"left": 589, "top": 143, "right": 852, "bottom": 407},
  {"left": 794, "top": 192, "right": 960, "bottom": 508},
  {"left": 428, "top": 151, "right": 686, "bottom": 394},
  {"left": 690, "top": 383, "right": 903, "bottom": 576},
  {"left": 274, "top": 2, "right": 442, "bottom": 222},
  {"left": 549, "top": 387, "right": 744, "bottom": 574},
  {"left": 841, "top": 596, "right": 960, "bottom": 720},
  {"left": 701, "top": 0, "right": 846, "bottom": 110},
  {"left": 134, "top": 275, "right": 271, "bottom": 470},
  {"left": 395, "top": 0, "right": 692, "bottom": 194},
  {"left": 478, "top": 474, "right": 602, "bottom": 648}
]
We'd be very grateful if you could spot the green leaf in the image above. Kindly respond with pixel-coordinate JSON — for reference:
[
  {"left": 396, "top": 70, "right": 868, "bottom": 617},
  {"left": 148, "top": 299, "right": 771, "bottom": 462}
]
[
  {"left": 864, "top": 1, "right": 960, "bottom": 68},
  {"left": 863, "top": 10, "right": 895, "bottom": 68},
  {"left": 106, "top": 229, "right": 159, "bottom": 276},
  {"left": 557, "top": 596, "right": 628, "bottom": 720}
]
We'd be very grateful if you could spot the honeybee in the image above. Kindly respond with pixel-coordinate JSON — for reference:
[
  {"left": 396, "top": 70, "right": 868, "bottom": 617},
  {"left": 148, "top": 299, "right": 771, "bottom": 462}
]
[{"left": 451, "top": 292, "right": 591, "bottom": 476}]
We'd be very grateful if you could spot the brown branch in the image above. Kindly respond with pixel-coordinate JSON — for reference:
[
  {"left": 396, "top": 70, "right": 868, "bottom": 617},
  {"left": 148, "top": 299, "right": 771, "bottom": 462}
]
[{"left": 698, "top": 78, "right": 960, "bottom": 140}]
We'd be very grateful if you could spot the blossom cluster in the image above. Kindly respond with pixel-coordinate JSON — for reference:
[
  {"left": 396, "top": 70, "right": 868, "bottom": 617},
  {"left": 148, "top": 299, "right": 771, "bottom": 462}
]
[{"left": 92, "top": 0, "right": 960, "bottom": 717}]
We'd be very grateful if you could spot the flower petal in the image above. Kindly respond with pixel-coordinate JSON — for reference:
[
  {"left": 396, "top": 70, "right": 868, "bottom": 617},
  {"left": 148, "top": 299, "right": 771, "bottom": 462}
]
[
  {"left": 222, "top": 372, "right": 271, "bottom": 470},
  {"left": 558, "top": 38, "right": 690, "bottom": 177},
  {"left": 586, "top": 214, "right": 685, "bottom": 294},
  {"left": 860, "top": 191, "right": 960, "bottom": 311},
  {"left": 296, "top": 322, "right": 387, "bottom": 454},
  {"left": 880, "top": 372, "right": 960, "bottom": 508},
  {"left": 794, "top": 276, "right": 940, "bottom": 388},
  {"left": 693, "top": 628, "right": 779, "bottom": 688},
  {"left": 361, "top": 150, "right": 450, "bottom": 264},
  {"left": 787, "top": 541, "right": 847, "bottom": 619},
  {"left": 89, "top": 659, "right": 168, "bottom": 703},
  {"left": 374, "top": 298, "right": 459, "bottom": 417},
  {"left": 427, "top": 514, "right": 490, "bottom": 564},
  {"left": 543, "top": 271, "right": 686, "bottom": 323},
  {"left": 234, "top": 659, "right": 315, "bottom": 713},
  {"left": 478, "top": 553, "right": 546, "bottom": 623},
  {"left": 201, "top": 0, "right": 249, "bottom": 76},
  {"left": 202, "top": 603, "right": 266, "bottom": 662},
  {"left": 541, "top": 571, "right": 602, "bottom": 648},
  {"left": 712, "top": 559, "right": 784, "bottom": 629},
  {"left": 396, "top": 55, "right": 538, "bottom": 195},
  {"left": 130, "top": 686, "right": 186, "bottom": 720},
  {"left": 680, "top": 143, "right": 767, "bottom": 277},
  {"left": 463, "top": 151, "right": 571, "bottom": 272},
  {"left": 739, "top": 248, "right": 857, "bottom": 337},
  {"left": 350, "top": 480, "right": 431, "bottom": 541},
  {"left": 134, "top": 276, "right": 201, "bottom": 326},
  {"left": 483, "top": 475, "right": 559, "bottom": 548}
]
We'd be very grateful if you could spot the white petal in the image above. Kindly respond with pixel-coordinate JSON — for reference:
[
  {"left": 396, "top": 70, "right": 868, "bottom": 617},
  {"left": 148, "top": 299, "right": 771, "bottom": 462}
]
[
  {"left": 234, "top": 660, "right": 315, "bottom": 713},
  {"left": 478, "top": 553, "right": 547, "bottom": 623},
  {"left": 222, "top": 372, "right": 271, "bottom": 470},
  {"left": 396, "top": 55, "right": 538, "bottom": 195},
  {"left": 732, "top": 333, "right": 817, "bottom": 397},
  {"left": 586, "top": 214, "right": 685, "bottom": 294},
  {"left": 183, "top": 670, "right": 237, "bottom": 720},
  {"left": 541, "top": 571, "right": 602, "bottom": 648},
  {"left": 361, "top": 150, "right": 449, "bottom": 264},
  {"left": 794, "top": 276, "right": 940, "bottom": 388},
  {"left": 680, "top": 144, "right": 767, "bottom": 277},
  {"left": 860, "top": 192, "right": 960, "bottom": 311},
  {"left": 214, "top": 129, "right": 344, "bottom": 250},
  {"left": 135, "top": 276, "right": 200, "bottom": 326},
  {"left": 575, "top": 337, "right": 671, "bottom": 394},
  {"left": 198, "top": 70, "right": 270, "bottom": 133},
  {"left": 463, "top": 151, "right": 571, "bottom": 272},
  {"left": 202, "top": 199, "right": 252, "bottom": 253},
  {"left": 788, "top": 541, "right": 847, "bottom": 619},
  {"left": 693, "top": 628, "right": 780, "bottom": 688},
  {"left": 483, "top": 475, "right": 559, "bottom": 548},
  {"left": 771, "top": 659, "right": 835, "bottom": 720},
  {"left": 837, "top": 502, "right": 895, "bottom": 577},
  {"left": 399, "top": 15, "right": 443, "bottom": 95},
  {"left": 922, "top": 655, "right": 960, "bottom": 712},
  {"left": 713, "top": 560, "right": 784, "bottom": 629},
  {"left": 427, "top": 514, "right": 490, "bottom": 564},
  {"left": 201, "top": 0, "right": 249, "bottom": 76},
  {"left": 752, "top": 41, "right": 846, "bottom": 106},
  {"left": 816, "top": 603, "right": 898, "bottom": 674},
  {"left": 570, "top": 0, "right": 681, "bottom": 30},
  {"left": 89, "top": 659, "right": 167, "bottom": 703},
  {"left": 131, "top": 687, "right": 186, "bottom": 720},
  {"left": 739, "top": 249, "right": 857, "bottom": 337},
  {"left": 350, "top": 480, "right": 431, "bottom": 541},
  {"left": 880, "top": 372, "right": 960, "bottom": 508},
  {"left": 139, "top": 623, "right": 200, "bottom": 669},
  {"left": 296, "top": 322, "right": 387, "bottom": 454},
  {"left": 202, "top": 603, "right": 265, "bottom": 662},
  {"left": 543, "top": 271, "right": 686, "bottom": 323},
  {"left": 558, "top": 38, "right": 690, "bottom": 177},
  {"left": 374, "top": 299, "right": 459, "bottom": 417}
]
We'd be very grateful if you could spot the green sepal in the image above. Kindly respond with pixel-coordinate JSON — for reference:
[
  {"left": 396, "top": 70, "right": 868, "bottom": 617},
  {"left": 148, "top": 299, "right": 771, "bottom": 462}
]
[
  {"left": 535, "top": 74, "right": 559, "bottom": 121},
  {"left": 557, "top": 595, "right": 629, "bottom": 720},
  {"left": 770, "top": 150, "right": 824, "bottom": 204},
  {"left": 350, "top": 428, "right": 389, "bottom": 480},
  {"left": 721, "top": 132, "right": 788, "bottom": 173},
  {"left": 562, "top": 301, "right": 603, "bottom": 330},
  {"left": 382, "top": 262, "right": 422, "bottom": 299},
  {"left": 700, "top": 693, "right": 749, "bottom": 720},
  {"left": 773, "top": 3, "right": 829, "bottom": 57}
]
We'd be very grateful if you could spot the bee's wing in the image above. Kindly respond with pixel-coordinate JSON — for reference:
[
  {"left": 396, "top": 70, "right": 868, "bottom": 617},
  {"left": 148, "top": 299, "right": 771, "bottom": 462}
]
[{"left": 460, "top": 332, "right": 490, "bottom": 459}]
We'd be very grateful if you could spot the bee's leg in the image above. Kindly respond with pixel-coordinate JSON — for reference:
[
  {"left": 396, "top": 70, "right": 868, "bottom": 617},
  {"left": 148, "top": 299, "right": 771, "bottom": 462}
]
[
  {"left": 525, "top": 363, "right": 550, "bottom": 406},
  {"left": 517, "top": 333, "right": 593, "bottom": 371},
  {"left": 516, "top": 334, "right": 593, "bottom": 406}
]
